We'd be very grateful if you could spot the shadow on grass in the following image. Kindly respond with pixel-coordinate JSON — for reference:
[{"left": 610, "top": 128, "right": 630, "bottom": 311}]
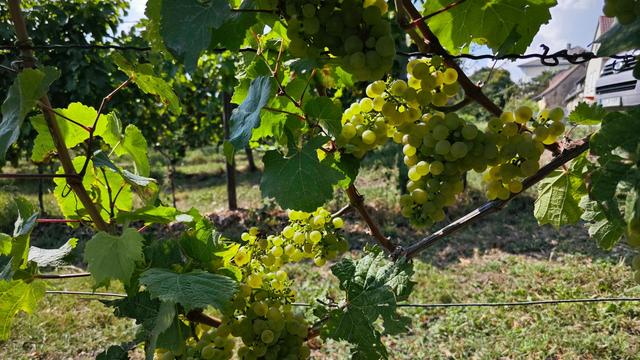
[{"left": 339, "top": 190, "right": 623, "bottom": 268}]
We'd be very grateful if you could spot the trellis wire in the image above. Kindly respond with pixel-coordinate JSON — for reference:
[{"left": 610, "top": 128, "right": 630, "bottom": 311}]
[
  {"left": 44, "top": 291, "right": 640, "bottom": 308},
  {"left": 0, "top": 43, "right": 635, "bottom": 67}
]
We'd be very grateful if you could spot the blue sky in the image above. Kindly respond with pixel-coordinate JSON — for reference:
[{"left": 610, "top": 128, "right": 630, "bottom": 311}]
[{"left": 122, "top": 0, "right": 605, "bottom": 82}]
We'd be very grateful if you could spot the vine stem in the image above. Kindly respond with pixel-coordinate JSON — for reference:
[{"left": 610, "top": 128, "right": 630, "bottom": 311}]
[
  {"left": 402, "top": 137, "right": 590, "bottom": 259},
  {"left": 398, "top": 0, "right": 502, "bottom": 118},
  {"left": 346, "top": 185, "right": 396, "bottom": 253},
  {"left": 397, "top": 0, "right": 562, "bottom": 154},
  {"left": 7, "top": 0, "right": 110, "bottom": 232}
]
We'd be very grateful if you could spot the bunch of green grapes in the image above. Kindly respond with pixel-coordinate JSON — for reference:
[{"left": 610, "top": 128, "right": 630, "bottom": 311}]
[
  {"left": 482, "top": 106, "right": 565, "bottom": 200},
  {"left": 226, "top": 293, "right": 310, "bottom": 359},
  {"left": 282, "top": 0, "right": 395, "bottom": 81},
  {"left": 335, "top": 98, "right": 390, "bottom": 158},
  {"left": 603, "top": 0, "right": 640, "bottom": 25},
  {"left": 336, "top": 57, "right": 461, "bottom": 159},
  {"left": 396, "top": 112, "right": 499, "bottom": 227}
]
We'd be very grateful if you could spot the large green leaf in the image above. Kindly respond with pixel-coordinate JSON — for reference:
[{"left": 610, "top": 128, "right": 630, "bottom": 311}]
[
  {"left": 304, "top": 97, "right": 342, "bottom": 138},
  {"left": 596, "top": 18, "right": 640, "bottom": 56},
  {"left": 580, "top": 109, "right": 640, "bottom": 250},
  {"left": 260, "top": 137, "right": 344, "bottom": 211},
  {"left": 322, "top": 250, "right": 414, "bottom": 359},
  {"left": 139, "top": 268, "right": 237, "bottom": 312},
  {"left": 423, "top": 0, "right": 556, "bottom": 54},
  {"left": 160, "top": 0, "right": 231, "bottom": 71},
  {"left": 106, "top": 124, "right": 151, "bottom": 177},
  {"left": 0, "top": 280, "right": 45, "bottom": 340},
  {"left": 210, "top": 0, "right": 256, "bottom": 50},
  {"left": 112, "top": 53, "right": 182, "bottom": 115},
  {"left": 534, "top": 157, "right": 587, "bottom": 228},
  {"left": 0, "top": 67, "right": 59, "bottom": 161},
  {"left": 84, "top": 228, "right": 144, "bottom": 288},
  {"left": 30, "top": 102, "right": 108, "bottom": 162},
  {"left": 568, "top": 102, "right": 607, "bottom": 125},
  {"left": 230, "top": 76, "right": 275, "bottom": 149}
]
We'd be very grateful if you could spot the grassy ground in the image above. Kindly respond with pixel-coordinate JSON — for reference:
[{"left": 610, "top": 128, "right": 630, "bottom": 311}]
[{"left": 1, "top": 146, "right": 639, "bottom": 359}]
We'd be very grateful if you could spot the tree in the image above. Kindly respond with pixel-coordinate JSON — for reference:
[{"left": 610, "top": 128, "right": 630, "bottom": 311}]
[
  {"left": 0, "top": 0, "right": 128, "bottom": 167},
  {"left": 1, "top": 0, "right": 639, "bottom": 359}
]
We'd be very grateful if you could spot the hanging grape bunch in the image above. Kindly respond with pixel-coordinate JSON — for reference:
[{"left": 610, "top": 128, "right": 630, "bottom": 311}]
[
  {"left": 282, "top": 0, "right": 395, "bottom": 81},
  {"left": 336, "top": 56, "right": 461, "bottom": 158},
  {"left": 333, "top": 57, "right": 567, "bottom": 227}
]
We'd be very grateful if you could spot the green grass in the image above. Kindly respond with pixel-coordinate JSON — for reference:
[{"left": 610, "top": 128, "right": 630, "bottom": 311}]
[{"left": 2, "top": 146, "right": 640, "bottom": 359}]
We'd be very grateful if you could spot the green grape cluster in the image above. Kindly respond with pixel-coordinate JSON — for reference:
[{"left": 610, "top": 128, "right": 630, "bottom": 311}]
[
  {"left": 282, "top": 0, "right": 395, "bottom": 81},
  {"left": 336, "top": 57, "right": 461, "bottom": 158},
  {"left": 192, "top": 326, "right": 236, "bottom": 360},
  {"left": 482, "top": 106, "right": 565, "bottom": 201},
  {"left": 229, "top": 208, "right": 345, "bottom": 359},
  {"left": 397, "top": 112, "right": 499, "bottom": 227},
  {"left": 603, "top": 0, "right": 640, "bottom": 25}
]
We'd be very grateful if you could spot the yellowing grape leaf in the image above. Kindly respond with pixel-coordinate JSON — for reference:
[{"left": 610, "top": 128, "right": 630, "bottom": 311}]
[
  {"left": 0, "top": 280, "right": 45, "bottom": 340},
  {"left": 30, "top": 102, "right": 108, "bottom": 162}
]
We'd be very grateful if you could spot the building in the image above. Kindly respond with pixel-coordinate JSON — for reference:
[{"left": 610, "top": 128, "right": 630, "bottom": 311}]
[
  {"left": 583, "top": 16, "right": 616, "bottom": 103},
  {"left": 533, "top": 63, "right": 587, "bottom": 110}
]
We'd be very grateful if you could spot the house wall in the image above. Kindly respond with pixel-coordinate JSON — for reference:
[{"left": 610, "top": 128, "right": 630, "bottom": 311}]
[
  {"left": 584, "top": 42, "right": 604, "bottom": 103},
  {"left": 520, "top": 63, "right": 571, "bottom": 80},
  {"left": 538, "top": 65, "right": 587, "bottom": 109}
]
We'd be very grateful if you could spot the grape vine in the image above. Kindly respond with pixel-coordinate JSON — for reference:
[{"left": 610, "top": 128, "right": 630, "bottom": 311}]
[{"left": 1, "top": 0, "right": 639, "bottom": 359}]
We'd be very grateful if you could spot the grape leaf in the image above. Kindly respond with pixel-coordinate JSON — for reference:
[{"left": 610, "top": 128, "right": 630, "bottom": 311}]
[
  {"left": 423, "top": 0, "right": 556, "bottom": 54},
  {"left": 53, "top": 156, "right": 98, "bottom": 224},
  {"left": 118, "top": 125, "right": 151, "bottom": 176},
  {"left": 304, "top": 97, "right": 342, "bottom": 138},
  {"left": 147, "top": 301, "right": 175, "bottom": 360},
  {"left": 115, "top": 205, "right": 180, "bottom": 224},
  {"left": 580, "top": 196, "right": 626, "bottom": 250},
  {"left": 139, "top": 268, "right": 237, "bottom": 312},
  {"left": 596, "top": 18, "right": 640, "bottom": 56},
  {"left": 7, "top": 197, "right": 38, "bottom": 271},
  {"left": 210, "top": 0, "right": 256, "bottom": 50},
  {"left": 160, "top": 0, "right": 231, "bottom": 71},
  {"left": 261, "top": 137, "right": 344, "bottom": 211},
  {"left": 0, "top": 67, "right": 59, "bottom": 162},
  {"left": 30, "top": 102, "right": 108, "bottom": 162},
  {"left": 112, "top": 53, "right": 182, "bottom": 115},
  {"left": 0, "top": 280, "right": 45, "bottom": 340},
  {"left": 568, "top": 102, "right": 607, "bottom": 125},
  {"left": 590, "top": 109, "right": 640, "bottom": 155},
  {"left": 230, "top": 76, "right": 275, "bottom": 149},
  {"left": 84, "top": 228, "right": 144, "bottom": 288},
  {"left": 323, "top": 250, "right": 415, "bottom": 359},
  {"left": 534, "top": 156, "right": 587, "bottom": 228},
  {"left": 28, "top": 238, "right": 77, "bottom": 267},
  {"left": 580, "top": 109, "right": 640, "bottom": 250}
]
